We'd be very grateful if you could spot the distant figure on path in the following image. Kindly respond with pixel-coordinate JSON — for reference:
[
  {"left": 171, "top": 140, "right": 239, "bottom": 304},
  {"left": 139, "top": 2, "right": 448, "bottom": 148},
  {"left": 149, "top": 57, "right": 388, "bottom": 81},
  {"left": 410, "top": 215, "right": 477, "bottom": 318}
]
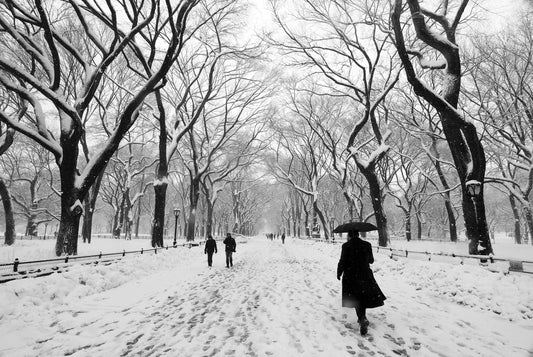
[
  {"left": 223, "top": 233, "right": 236, "bottom": 268},
  {"left": 204, "top": 234, "right": 217, "bottom": 267},
  {"left": 337, "top": 230, "right": 386, "bottom": 335},
  {"left": 281, "top": 232, "right": 285, "bottom": 244}
]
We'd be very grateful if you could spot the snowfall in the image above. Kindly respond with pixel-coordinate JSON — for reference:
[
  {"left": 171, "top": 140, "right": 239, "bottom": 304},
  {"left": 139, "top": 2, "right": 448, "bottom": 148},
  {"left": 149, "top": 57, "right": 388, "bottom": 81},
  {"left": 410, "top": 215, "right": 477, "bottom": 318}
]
[{"left": 0, "top": 235, "right": 532, "bottom": 357}]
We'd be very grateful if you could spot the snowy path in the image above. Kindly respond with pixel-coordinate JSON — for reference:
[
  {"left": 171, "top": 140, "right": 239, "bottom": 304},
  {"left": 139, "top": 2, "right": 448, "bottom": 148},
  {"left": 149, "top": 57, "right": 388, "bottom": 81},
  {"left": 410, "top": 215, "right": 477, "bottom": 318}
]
[{"left": 1, "top": 238, "right": 532, "bottom": 356}]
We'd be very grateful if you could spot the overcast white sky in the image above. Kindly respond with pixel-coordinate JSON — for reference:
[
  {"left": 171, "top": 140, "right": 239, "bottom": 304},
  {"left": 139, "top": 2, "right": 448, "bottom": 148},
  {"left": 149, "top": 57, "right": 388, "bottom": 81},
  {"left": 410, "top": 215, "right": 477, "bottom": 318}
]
[{"left": 245, "top": 0, "right": 526, "bottom": 36}]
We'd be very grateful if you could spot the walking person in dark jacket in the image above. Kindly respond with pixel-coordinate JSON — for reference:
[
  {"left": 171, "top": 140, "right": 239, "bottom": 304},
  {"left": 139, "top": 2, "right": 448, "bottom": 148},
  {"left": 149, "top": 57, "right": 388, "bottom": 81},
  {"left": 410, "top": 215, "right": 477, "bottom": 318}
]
[
  {"left": 223, "top": 233, "right": 236, "bottom": 268},
  {"left": 337, "top": 230, "right": 386, "bottom": 335},
  {"left": 204, "top": 235, "right": 217, "bottom": 267}
]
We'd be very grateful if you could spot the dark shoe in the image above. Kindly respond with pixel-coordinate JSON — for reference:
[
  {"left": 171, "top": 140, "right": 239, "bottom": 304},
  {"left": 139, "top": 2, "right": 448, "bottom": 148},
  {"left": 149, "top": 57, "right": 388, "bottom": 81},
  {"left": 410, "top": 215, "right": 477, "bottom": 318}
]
[
  {"left": 358, "top": 319, "right": 369, "bottom": 335},
  {"left": 360, "top": 324, "right": 368, "bottom": 335}
]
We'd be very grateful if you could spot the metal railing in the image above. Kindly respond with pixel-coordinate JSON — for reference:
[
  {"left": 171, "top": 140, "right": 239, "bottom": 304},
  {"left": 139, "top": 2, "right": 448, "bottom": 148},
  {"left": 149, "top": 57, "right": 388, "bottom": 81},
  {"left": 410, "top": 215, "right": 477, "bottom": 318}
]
[
  {"left": 0, "top": 240, "right": 204, "bottom": 284},
  {"left": 0, "top": 234, "right": 248, "bottom": 284},
  {"left": 299, "top": 237, "right": 533, "bottom": 274}
]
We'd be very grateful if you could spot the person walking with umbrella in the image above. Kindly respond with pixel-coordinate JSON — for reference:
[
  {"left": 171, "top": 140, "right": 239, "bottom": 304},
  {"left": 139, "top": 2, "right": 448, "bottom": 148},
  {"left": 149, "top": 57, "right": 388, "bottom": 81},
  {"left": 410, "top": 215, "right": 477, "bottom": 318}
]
[{"left": 336, "top": 223, "right": 386, "bottom": 335}]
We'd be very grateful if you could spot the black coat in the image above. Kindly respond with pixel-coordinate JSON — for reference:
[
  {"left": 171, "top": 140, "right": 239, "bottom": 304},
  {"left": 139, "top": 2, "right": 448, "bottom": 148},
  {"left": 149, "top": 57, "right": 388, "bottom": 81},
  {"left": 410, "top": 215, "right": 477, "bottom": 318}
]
[
  {"left": 223, "top": 237, "right": 236, "bottom": 252},
  {"left": 204, "top": 239, "right": 217, "bottom": 254},
  {"left": 337, "top": 237, "right": 386, "bottom": 309}
]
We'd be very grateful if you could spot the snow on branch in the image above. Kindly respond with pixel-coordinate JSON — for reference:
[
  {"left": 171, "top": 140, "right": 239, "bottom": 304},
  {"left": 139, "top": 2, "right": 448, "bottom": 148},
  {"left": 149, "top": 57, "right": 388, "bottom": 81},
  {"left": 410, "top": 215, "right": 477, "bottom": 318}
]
[{"left": 406, "top": 49, "right": 447, "bottom": 69}]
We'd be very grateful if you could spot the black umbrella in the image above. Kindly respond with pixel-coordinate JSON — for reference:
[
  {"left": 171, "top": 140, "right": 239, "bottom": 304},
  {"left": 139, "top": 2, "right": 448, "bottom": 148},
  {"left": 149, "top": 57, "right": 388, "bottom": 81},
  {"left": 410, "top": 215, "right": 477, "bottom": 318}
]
[{"left": 333, "top": 221, "right": 378, "bottom": 233}]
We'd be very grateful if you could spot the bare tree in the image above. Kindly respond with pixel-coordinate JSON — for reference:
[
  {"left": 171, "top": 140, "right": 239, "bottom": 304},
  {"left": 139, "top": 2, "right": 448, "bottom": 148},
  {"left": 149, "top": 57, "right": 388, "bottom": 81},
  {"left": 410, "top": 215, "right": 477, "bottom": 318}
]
[
  {"left": 0, "top": 122, "right": 15, "bottom": 245},
  {"left": 390, "top": 92, "right": 460, "bottom": 241},
  {"left": 0, "top": 139, "right": 58, "bottom": 236},
  {"left": 0, "top": 0, "right": 199, "bottom": 255},
  {"left": 463, "top": 16, "right": 533, "bottom": 245},
  {"left": 391, "top": 0, "right": 492, "bottom": 255},
  {"left": 270, "top": 0, "right": 399, "bottom": 246}
]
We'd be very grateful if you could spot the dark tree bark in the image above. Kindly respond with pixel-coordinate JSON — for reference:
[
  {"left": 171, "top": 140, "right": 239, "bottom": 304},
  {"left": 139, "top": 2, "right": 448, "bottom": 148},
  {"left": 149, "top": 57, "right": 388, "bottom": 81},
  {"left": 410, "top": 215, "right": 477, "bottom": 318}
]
[
  {"left": 82, "top": 169, "right": 105, "bottom": 244},
  {"left": 509, "top": 195, "right": 522, "bottom": 244},
  {"left": 392, "top": 0, "right": 492, "bottom": 255},
  {"left": 0, "top": 1, "right": 199, "bottom": 256},
  {"left": 0, "top": 178, "right": 15, "bottom": 245},
  {"left": 186, "top": 177, "right": 201, "bottom": 241},
  {"left": 405, "top": 211, "right": 412, "bottom": 242},
  {"left": 0, "top": 126, "right": 15, "bottom": 245},
  {"left": 524, "top": 208, "right": 533, "bottom": 245},
  {"left": 360, "top": 164, "right": 389, "bottom": 247},
  {"left": 151, "top": 183, "right": 167, "bottom": 247}
]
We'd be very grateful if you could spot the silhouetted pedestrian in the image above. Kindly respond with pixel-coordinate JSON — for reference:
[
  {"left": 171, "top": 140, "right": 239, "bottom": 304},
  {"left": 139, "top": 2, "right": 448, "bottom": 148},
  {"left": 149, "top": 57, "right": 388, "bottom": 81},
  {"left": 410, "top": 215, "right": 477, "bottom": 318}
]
[
  {"left": 223, "top": 233, "right": 236, "bottom": 267},
  {"left": 281, "top": 232, "right": 285, "bottom": 244},
  {"left": 204, "top": 234, "right": 217, "bottom": 267},
  {"left": 337, "top": 230, "right": 386, "bottom": 335}
]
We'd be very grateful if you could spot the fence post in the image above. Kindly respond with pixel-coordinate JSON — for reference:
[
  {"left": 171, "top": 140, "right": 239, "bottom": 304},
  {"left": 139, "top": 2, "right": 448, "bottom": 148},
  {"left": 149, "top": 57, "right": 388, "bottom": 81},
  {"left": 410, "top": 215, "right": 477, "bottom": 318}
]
[
  {"left": 141, "top": 248, "right": 144, "bottom": 254},
  {"left": 122, "top": 250, "right": 125, "bottom": 257},
  {"left": 13, "top": 258, "right": 19, "bottom": 272}
]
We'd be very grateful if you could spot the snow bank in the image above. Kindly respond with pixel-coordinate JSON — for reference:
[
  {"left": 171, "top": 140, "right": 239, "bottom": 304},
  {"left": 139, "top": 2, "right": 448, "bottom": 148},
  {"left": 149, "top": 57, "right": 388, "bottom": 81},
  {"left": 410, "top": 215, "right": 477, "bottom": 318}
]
[{"left": 299, "top": 239, "right": 533, "bottom": 321}]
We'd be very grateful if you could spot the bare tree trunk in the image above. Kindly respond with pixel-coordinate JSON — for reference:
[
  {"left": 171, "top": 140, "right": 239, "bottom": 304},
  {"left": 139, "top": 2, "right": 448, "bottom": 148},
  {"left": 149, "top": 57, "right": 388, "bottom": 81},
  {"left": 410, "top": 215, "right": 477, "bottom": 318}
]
[
  {"left": 151, "top": 183, "right": 167, "bottom": 247},
  {"left": 431, "top": 138, "right": 458, "bottom": 242},
  {"left": 313, "top": 201, "right": 329, "bottom": 240},
  {"left": 416, "top": 213, "right": 422, "bottom": 240},
  {"left": 392, "top": 0, "right": 491, "bottom": 255},
  {"left": 82, "top": 169, "right": 105, "bottom": 244},
  {"left": 509, "top": 195, "right": 522, "bottom": 244},
  {"left": 0, "top": 178, "right": 15, "bottom": 245},
  {"left": 205, "top": 199, "right": 214, "bottom": 237},
  {"left": 405, "top": 211, "right": 411, "bottom": 242},
  {"left": 524, "top": 206, "right": 533, "bottom": 245},
  {"left": 186, "top": 179, "right": 200, "bottom": 241},
  {"left": 343, "top": 192, "right": 355, "bottom": 221},
  {"left": 359, "top": 166, "right": 389, "bottom": 247},
  {"left": 55, "top": 191, "right": 83, "bottom": 256}
]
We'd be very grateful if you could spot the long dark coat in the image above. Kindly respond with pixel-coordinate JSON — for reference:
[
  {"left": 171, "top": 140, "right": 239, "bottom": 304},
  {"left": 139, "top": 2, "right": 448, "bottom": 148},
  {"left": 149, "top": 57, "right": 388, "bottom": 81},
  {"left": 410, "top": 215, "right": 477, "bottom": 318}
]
[{"left": 337, "top": 237, "right": 386, "bottom": 309}]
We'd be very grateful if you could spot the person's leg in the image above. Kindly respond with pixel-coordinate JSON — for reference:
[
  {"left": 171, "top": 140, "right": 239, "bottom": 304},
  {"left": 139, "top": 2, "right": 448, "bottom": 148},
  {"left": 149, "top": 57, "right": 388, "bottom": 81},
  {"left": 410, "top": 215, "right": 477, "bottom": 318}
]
[
  {"left": 207, "top": 252, "right": 213, "bottom": 266},
  {"left": 355, "top": 303, "right": 369, "bottom": 335},
  {"left": 225, "top": 251, "right": 230, "bottom": 267},
  {"left": 228, "top": 252, "right": 233, "bottom": 267}
]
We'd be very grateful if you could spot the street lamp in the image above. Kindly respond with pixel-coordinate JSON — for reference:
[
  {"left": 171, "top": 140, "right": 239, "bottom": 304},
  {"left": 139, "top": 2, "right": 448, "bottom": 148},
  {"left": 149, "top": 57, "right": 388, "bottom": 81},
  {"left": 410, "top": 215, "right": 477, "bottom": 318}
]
[
  {"left": 44, "top": 223, "right": 48, "bottom": 240},
  {"left": 466, "top": 180, "right": 481, "bottom": 197},
  {"left": 173, "top": 208, "right": 181, "bottom": 247}
]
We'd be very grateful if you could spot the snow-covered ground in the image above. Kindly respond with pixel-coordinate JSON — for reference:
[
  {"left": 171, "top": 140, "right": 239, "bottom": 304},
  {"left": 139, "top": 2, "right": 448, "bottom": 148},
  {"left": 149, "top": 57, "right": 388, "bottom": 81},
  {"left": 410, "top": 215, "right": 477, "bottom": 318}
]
[
  {"left": 0, "top": 237, "right": 190, "bottom": 263},
  {"left": 0, "top": 237, "right": 532, "bottom": 356}
]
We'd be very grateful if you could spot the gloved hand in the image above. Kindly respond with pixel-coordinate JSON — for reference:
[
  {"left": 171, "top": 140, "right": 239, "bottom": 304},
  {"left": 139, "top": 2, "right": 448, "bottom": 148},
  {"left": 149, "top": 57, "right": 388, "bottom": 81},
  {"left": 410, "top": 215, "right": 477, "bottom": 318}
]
[{"left": 337, "top": 275, "right": 341, "bottom": 281}]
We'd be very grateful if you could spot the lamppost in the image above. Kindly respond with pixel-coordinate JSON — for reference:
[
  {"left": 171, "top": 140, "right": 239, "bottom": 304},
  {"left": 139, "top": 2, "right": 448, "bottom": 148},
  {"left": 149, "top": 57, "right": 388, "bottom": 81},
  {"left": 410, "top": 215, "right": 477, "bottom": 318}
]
[
  {"left": 173, "top": 208, "right": 181, "bottom": 247},
  {"left": 44, "top": 223, "right": 48, "bottom": 240},
  {"left": 466, "top": 180, "right": 481, "bottom": 217}
]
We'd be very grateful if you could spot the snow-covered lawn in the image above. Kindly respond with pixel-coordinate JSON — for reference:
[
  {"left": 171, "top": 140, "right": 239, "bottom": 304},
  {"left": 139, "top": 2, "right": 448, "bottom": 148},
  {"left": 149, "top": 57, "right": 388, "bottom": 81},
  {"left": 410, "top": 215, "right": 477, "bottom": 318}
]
[
  {"left": 0, "top": 237, "right": 189, "bottom": 263},
  {"left": 0, "top": 237, "right": 532, "bottom": 356},
  {"left": 378, "top": 234, "right": 533, "bottom": 261}
]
